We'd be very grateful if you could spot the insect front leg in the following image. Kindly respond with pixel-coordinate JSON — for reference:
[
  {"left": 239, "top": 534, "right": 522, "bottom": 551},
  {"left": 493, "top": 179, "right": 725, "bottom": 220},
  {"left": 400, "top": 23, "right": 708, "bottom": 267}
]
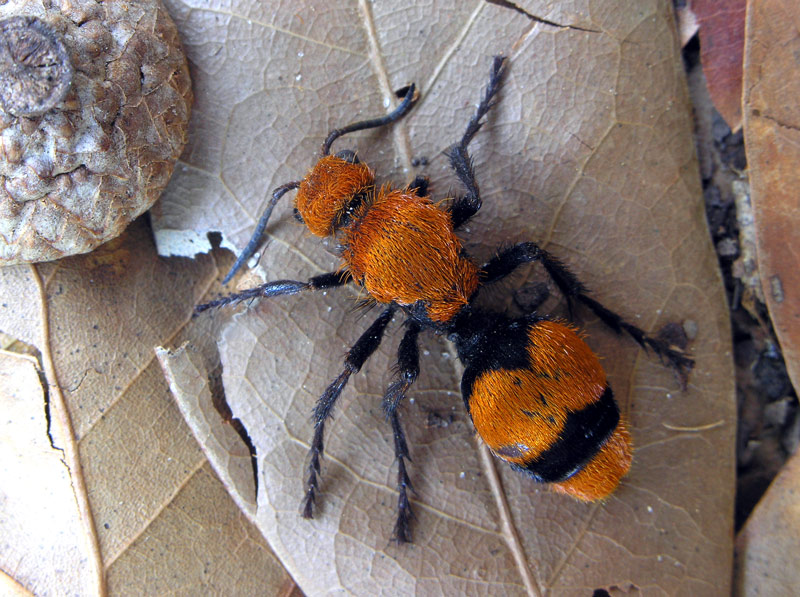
[
  {"left": 195, "top": 271, "right": 350, "bottom": 314},
  {"left": 223, "top": 180, "right": 301, "bottom": 284},
  {"left": 447, "top": 55, "right": 507, "bottom": 229},
  {"left": 480, "top": 242, "right": 694, "bottom": 380},
  {"left": 303, "top": 306, "right": 396, "bottom": 519},
  {"left": 383, "top": 320, "right": 421, "bottom": 543}
]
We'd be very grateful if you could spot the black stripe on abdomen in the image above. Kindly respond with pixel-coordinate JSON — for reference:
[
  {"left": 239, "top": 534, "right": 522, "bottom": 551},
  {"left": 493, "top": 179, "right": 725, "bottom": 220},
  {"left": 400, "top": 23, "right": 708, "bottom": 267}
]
[{"left": 513, "top": 385, "right": 619, "bottom": 483}]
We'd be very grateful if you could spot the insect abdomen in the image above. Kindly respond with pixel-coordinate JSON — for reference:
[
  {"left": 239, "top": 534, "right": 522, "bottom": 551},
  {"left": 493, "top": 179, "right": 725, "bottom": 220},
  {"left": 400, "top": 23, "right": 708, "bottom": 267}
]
[{"left": 456, "top": 316, "right": 633, "bottom": 501}]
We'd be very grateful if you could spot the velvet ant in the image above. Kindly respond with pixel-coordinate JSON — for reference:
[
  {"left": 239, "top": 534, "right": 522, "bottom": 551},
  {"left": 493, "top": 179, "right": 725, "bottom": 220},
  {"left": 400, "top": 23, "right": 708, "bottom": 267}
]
[{"left": 197, "top": 56, "right": 693, "bottom": 542}]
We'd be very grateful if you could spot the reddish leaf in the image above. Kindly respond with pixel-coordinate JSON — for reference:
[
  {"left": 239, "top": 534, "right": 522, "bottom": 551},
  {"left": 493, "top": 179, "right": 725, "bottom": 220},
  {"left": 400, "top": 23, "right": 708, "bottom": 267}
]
[
  {"left": 743, "top": 0, "right": 800, "bottom": 394},
  {"left": 692, "top": 0, "right": 746, "bottom": 130}
]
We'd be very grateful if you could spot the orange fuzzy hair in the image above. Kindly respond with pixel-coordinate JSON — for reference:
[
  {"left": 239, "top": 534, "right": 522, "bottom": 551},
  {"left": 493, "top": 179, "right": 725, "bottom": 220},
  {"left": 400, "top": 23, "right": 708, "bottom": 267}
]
[
  {"left": 294, "top": 155, "right": 374, "bottom": 237},
  {"left": 342, "top": 188, "right": 479, "bottom": 323},
  {"left": 467, "top": 320, "right": 632, "bottom": 501},
  {"left": 551, "top": 421, "right": 632, "bottom": 501}
]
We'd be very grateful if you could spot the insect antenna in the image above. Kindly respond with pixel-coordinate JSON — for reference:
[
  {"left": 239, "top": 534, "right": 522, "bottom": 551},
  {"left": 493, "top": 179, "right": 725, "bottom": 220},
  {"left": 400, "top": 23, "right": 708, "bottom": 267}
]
[
  {"left": 321, "top": 83, "right": 418, "bottom": 156},
  {"left": 223, "top": 180, "right": 301, "bottom": 284}
]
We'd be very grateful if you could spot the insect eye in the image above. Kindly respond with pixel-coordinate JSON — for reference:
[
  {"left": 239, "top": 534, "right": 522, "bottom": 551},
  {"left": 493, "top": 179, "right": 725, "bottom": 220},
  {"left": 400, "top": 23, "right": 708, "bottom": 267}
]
[
  {"left": 335, "top": 149, "right": 359, "bottom": 164},
  {"left": 293, "top": 207, "right": 304, "bottom": 223}
]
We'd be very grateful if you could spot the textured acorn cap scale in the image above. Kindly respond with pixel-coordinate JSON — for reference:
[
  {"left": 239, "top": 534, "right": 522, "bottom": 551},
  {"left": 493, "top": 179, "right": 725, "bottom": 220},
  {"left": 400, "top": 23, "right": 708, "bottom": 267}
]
[{"left": 0, "top": 0, "right": 192, "bottom": 264}]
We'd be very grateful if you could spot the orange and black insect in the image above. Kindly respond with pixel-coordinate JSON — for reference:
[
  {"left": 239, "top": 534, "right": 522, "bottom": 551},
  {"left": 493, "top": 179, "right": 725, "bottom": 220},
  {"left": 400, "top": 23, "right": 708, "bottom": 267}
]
[{"left": 197, "top": 56, "right": 693, "bottom": 542}]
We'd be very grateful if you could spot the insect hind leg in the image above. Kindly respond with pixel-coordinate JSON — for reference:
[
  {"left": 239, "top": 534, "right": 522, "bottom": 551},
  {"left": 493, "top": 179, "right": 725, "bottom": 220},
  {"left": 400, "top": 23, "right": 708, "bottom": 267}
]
[
  {"left": 382, "top": 320, "right": 421, "bottom": 543},
  {"left": 406, "top": 175, "right": 430, "bottom": 197},
  {"left": 302, "top": 306, "right": 396, "bottom": 519},
  {"left": 479, "top": 242, "right": 694, "bottom": 383}
]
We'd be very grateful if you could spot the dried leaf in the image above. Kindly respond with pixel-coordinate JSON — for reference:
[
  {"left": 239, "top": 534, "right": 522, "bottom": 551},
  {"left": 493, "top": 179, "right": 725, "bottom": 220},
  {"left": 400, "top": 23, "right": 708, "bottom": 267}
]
[
  {"left": 0, "top": 0, "right": 736, "bottom": 593},
  {"left": 156, "top": 344, "right": 258, "bottom": 515},
  {"left": 692, "top": 0, "right": 746, "bottom": 131},
  {"left": 0, "top": 351, "right": 93, "bottom": 595},
  {"left": 676, "top": 3, "right": 700, "bottom": 47},
  {"left": 0, "top": 569, "right": 34, "bottom": 597},
  {"left": 157, "top": 1, "right": 735, "bottom": 594},
  {"left": 735, "top": 449, "right": 800, "bottom": 594},
  {"left": 0, "top": 219, "right": 295, "bottom": 594},
  {"left": 742, "top": 0, "right": 800, "bottom": 396}
]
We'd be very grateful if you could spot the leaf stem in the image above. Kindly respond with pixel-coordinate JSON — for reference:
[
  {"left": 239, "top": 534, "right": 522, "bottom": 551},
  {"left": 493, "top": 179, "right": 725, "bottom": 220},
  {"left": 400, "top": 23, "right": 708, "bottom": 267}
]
[{"left": 32, "top": 265, "right": 107, "bottom": 596}]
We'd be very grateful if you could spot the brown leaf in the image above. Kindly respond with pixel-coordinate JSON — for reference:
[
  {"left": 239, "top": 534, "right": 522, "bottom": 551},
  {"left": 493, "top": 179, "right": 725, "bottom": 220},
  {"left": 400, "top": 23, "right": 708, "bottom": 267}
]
[
  {"left": 692, "top": 0, "right": 746, "bottom": 131},
  {"left": 0, "top": 219, "right": 296, "bottom": 594},
  {"left": 735, "top": 449, "right": 800, "bottom": 593},
  {"left": 157, "top": 1, "right": 735, "bottom": 594},
  {"left": 742, "top": 0, "right": 800, "bottom": 396}
]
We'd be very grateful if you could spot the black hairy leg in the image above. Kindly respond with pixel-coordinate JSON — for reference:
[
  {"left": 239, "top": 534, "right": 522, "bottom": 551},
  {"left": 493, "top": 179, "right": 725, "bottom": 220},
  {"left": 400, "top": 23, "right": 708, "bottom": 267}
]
[
  {"left": 223, "top": 180, "right": 302, "bottom": 284},
  {"left": 195, "top": 271, "right": 351, "bottom": 314},
  {"left": 447, "top": 55, "right": 507, "bottom": 229},
  {"left": 303, "top": 306, "right": 396, "bottom": 519},
  {"left": 407, "top": 175, "right": 430, "bottom": 197},
  {"left": 480, "top": 241, "right": 694, "bottom": 382},
  {"left": 383, "top": 320, "right": 421, "bottom": 543}
]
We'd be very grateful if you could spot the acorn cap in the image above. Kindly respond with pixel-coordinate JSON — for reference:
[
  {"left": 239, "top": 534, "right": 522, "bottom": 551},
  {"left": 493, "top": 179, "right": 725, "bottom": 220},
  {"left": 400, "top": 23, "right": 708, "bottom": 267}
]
[{"left": 0, "top": 1, "right": 192, "bottom": 264}]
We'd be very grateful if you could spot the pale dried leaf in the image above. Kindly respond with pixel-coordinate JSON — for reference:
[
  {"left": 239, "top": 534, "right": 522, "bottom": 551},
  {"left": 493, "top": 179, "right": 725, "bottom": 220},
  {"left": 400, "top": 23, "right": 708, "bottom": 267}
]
[
  {"left": 0, "top": 569, "right": 34, "bottom": 597},
  {"left": 0, "top": 219, "right": 295, "bottom": 593},
  {"left": 159, "top": 1, "right": 735, "bottom": 594},
  {"left": 0, "top": 351, "right": 93, "bottom": 595},
  {"left": 0, "top": 0, "right": 736, "bottom": 593},
  {"left": 157, "top": 343, "right": 257, "bottom": 514},
  {"left": 677, "top": 4, "right": 700, "bottom": 47},
  {"left": 0, "top": 266, "right": 42, "bottom": 346}
]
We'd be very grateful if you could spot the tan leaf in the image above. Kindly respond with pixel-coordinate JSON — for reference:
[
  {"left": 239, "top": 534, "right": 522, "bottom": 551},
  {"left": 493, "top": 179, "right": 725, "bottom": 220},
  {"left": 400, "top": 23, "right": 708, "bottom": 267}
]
[
  {"left": 156, "top": 343, "right": 258, "bottom": 515},
  {"left": 0, "top": 219, "right": 296, "bottom": 594},
  {"left": 0, "top": 350, "right": 93, "bottom": 595},
  {"left": 742, "top": 0, "right": 800, "bottom": 396},
  {"left": 157, "top": 1, "right": 735, "bottom": 594},
  {"left": 735, "top": 449, "right": 800, "bottom": 594}
]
